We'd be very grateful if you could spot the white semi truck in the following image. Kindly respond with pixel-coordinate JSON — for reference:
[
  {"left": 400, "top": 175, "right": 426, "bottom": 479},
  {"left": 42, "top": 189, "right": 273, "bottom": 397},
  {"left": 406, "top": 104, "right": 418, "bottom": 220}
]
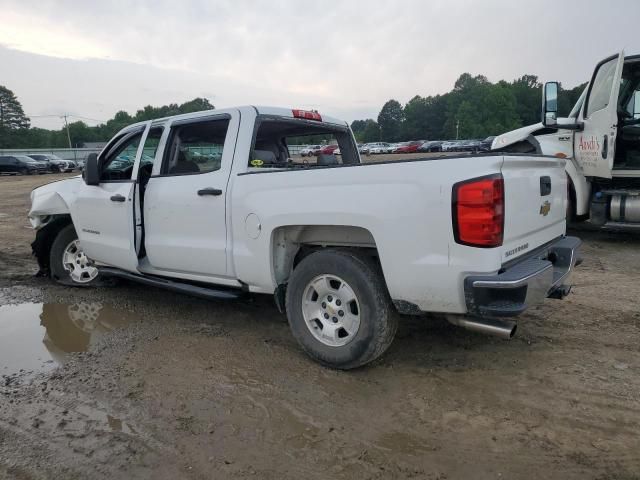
[{"left": 493, "top": 51, "right": 640, "bottom": 226}]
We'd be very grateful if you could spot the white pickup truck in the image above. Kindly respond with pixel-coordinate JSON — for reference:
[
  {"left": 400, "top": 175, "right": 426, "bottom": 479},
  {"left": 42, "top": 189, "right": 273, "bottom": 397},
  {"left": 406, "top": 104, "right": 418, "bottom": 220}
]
[{"left": 29, "top": 106, "right": 581, "bottom": 368}]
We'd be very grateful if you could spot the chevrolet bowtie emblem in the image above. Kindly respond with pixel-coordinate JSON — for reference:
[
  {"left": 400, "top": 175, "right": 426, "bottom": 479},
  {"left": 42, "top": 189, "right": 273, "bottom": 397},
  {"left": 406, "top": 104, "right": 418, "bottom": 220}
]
[{"left": 539, "top": 200, "right": 551, "bottom": 216}]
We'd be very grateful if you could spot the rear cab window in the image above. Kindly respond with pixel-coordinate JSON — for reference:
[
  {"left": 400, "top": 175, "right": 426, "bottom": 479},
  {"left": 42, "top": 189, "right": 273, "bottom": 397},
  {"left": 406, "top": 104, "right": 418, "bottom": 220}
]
[{"left": 247, "top": 115, "right": 359, "bottom": 171}]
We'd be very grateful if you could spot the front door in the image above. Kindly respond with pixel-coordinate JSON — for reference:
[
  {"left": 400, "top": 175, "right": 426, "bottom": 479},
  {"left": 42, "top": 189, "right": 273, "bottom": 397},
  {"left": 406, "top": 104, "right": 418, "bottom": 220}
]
[
  {"left": 70, "top": 123, "right": 151, "bottom": 272},
  {"left": 142, "top": 113, "right": 239, "bottom": 277},
  {"left": 575, "top": 51, "right": 625, "bottom": 178}
]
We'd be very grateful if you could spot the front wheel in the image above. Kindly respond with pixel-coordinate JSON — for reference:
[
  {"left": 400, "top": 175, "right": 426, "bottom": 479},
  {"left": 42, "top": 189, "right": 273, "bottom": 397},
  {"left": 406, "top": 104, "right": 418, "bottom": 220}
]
[
  {"left": 285, "top": 249, "right": 398, "bottom": 369},
  {"left": 19, "top": 168, "right": 30, "bottom": 175},
  {"left": 50, "top": 224, "right": 100, "bottom": 285}
]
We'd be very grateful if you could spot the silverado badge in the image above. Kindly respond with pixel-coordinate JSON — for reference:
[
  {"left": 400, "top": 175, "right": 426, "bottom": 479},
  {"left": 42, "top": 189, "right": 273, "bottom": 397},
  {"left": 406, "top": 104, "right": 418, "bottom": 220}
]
[{"left": 539, "top": 200, "right": 551, "bottom": 216}]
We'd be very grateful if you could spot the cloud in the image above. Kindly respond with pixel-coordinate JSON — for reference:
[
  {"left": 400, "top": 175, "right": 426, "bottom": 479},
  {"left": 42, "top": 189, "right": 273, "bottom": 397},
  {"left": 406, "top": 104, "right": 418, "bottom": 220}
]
[{"left": 0, "top": 0, "right": 638, "bottom": 129}]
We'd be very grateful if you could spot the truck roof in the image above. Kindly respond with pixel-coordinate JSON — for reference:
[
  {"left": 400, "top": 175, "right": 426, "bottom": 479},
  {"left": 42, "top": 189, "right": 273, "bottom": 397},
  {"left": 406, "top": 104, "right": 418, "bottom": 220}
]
[{"left": 122, "top": 106, "right": 348, "bottom": 132}]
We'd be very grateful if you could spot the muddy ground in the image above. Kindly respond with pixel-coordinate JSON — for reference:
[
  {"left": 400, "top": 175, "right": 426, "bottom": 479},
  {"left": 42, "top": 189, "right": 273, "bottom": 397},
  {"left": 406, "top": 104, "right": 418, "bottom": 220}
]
[{"left": 0, "top": 173, "right": 639, "bottom": 480}]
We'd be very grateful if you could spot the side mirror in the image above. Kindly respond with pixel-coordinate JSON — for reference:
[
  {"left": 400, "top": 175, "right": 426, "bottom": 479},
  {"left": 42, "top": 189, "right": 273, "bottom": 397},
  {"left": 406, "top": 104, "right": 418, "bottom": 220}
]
[
  {"left": 542, "top": 81, "right": 559, "bottom": 127},
  {"left": 83, "top": 153, "right": 100, "bottom": 186}
]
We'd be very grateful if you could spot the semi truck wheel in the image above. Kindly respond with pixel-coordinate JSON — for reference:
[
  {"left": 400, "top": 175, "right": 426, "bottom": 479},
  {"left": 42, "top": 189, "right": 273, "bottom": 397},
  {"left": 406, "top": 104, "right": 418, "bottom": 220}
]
[
  {"left": 285, "top": 249, "right": 398, "bottom": 369},
  {"left": 50, "top": 224, "right": 100, "bottom": 286}
]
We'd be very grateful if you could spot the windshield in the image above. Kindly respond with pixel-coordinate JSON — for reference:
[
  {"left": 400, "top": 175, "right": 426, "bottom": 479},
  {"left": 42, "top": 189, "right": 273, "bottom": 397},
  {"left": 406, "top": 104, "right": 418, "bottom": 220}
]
[{"left": 17, "top": 156, "right": 38, "bottom": 163}]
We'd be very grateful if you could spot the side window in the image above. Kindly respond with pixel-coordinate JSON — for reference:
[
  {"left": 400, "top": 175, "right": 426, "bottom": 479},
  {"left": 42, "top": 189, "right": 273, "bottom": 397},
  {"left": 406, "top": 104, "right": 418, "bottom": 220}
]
[
  {"left": 100, "top": 131, "right": 143, "bottom": 182},
  {"left": 585, "top": 57, "right": 618, "bottom": 117},
  {"left": 161, "top": 118, "right": 229, "bottom": 175}
]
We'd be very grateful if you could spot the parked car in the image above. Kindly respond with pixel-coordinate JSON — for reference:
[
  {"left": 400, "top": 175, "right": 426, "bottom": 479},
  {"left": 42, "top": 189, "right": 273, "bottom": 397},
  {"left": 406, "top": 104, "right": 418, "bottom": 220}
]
[
  {"left": 441, "top": 141, "right": 460, "bottom": 152},
  {"left": 318, "top": 144, "right": 339, "bottom": 155},
  {"left": 0, "top": 155, "right": 49, "bottom": 175},
  {"left": 480, "top": 136, "right": 495, "bottom": 152},
  {"left": 394, "top": 141, "right": 424, "bottom": 154},
  {"left": 418, "top": 141, "right": 444, "bottom": 152},
  {"left": 300, "top": 145, "right": 322, "bottom": 157},
  {"left": 367, "top": 142, "right": 392, "bottom": 154},
  {"left": 28, "top": 154, "right": 76, "bottom": 173},
  {"left": 452, "top": 140, "right": 480, "bottom": 153},
  {"left": 29, "top": 105, "right": 580, "bottom": 369},
  {"left": 384, "top": 142, "right": 402, "bottom": 153}
]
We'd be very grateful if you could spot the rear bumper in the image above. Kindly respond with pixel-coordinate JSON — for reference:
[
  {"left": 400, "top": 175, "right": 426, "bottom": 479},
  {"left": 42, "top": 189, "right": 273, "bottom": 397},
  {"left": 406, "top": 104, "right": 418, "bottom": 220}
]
[{"left": 464, "top": 236, "right": 582, "bottom": 318}]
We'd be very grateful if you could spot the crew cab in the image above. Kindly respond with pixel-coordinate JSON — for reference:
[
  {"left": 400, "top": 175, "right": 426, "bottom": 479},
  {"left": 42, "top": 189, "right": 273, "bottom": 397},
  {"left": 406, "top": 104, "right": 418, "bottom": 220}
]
[{"left": 28, "top": 106, "right": 581, "bottom": 369}]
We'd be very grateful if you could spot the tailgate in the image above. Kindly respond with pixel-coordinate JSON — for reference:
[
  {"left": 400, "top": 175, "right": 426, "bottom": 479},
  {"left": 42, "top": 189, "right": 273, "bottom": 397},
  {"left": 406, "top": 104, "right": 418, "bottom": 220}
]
[{"left": 499, "top": 155, "right": 567, "bottom": 262}]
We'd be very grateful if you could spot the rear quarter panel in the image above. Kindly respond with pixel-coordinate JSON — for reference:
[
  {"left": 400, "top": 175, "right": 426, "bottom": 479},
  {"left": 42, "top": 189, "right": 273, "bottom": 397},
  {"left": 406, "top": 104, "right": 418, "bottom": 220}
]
[{"left": 230, "top": 156, "right": 510, "bottom": 313}]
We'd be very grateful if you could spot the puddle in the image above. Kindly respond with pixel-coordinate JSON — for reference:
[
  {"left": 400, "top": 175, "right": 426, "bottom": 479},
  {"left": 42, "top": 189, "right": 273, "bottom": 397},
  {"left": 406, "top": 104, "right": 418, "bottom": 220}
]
[{"left": 0, "top": 302, "right": 136, "bottom": 376}]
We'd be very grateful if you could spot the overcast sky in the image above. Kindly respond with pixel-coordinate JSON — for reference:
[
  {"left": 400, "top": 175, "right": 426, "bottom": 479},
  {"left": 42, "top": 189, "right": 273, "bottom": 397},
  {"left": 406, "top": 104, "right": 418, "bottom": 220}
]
[{"left": 1, "top": 0, "right": 638, "bottom": 129}]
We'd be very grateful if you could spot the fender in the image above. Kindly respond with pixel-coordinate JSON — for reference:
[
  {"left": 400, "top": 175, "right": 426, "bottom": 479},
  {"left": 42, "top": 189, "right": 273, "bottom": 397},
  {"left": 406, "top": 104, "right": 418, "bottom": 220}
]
[{"left": 28, "top": 177, "right": 82, "bottom": 228}]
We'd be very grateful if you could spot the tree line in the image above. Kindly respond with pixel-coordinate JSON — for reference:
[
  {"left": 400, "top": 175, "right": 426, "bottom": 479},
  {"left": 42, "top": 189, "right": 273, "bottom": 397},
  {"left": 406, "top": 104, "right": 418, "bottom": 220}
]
[
  {"left": 0, "top": 93, "right": 214, "bottom": 149},
  {"left": 1, "top": 72, "right": 586, "bottom": 149},
  {"left": 351, "top": 73, "right": 586, "bottom": 143}
]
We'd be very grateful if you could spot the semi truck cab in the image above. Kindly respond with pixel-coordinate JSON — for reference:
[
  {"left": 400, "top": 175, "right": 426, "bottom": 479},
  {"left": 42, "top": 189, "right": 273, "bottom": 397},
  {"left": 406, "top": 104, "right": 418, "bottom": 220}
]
[{"left": 493, "top": 51, "right": 640, "bottom": 226}]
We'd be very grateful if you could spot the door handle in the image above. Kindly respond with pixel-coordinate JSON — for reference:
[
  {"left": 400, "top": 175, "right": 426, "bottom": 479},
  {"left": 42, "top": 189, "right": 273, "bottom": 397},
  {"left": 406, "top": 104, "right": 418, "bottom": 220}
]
[
  {"left": 110, "top": 194, "right": 126, "bottom": 202},
  {"left": 540, "top": 176, "right": 552, "bottom": 196},
  {"left": 197, "top": 188, "right": 223, "bottom": 196},
  {"left": 602, "top": 134, "right": 608, "bottom": 159}
]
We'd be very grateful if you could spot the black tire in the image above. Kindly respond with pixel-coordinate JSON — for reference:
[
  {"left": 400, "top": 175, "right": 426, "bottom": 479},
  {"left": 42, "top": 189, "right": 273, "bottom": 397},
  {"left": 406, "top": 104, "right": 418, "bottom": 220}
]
[
  {"left": 19, "top": 167, "right": 30, "bottom": 175},
  {"left": 50, "top": 224, "right": 100, "bottom": 286},
  {"left": 285, "top": 249, "right": 398, "bottom": 369}
]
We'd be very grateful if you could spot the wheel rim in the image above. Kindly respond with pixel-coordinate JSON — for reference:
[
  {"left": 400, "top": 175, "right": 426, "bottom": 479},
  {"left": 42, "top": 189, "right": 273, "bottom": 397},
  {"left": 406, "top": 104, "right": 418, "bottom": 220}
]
[
  {"left": 62, "top": 239, "right": 98, "bottom": 283},
  {"left": 302, "top": 274, "right": 361, "bottom": 347}
]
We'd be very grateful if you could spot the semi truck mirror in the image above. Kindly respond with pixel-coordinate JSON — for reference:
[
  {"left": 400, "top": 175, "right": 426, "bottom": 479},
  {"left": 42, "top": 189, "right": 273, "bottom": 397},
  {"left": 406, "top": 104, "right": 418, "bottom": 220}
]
[
  {"left": 83, "top": 153, "right": 100, "bottom": 186},
  {"left": 542, "top": 82, "right": 559, "bottom": 127}
]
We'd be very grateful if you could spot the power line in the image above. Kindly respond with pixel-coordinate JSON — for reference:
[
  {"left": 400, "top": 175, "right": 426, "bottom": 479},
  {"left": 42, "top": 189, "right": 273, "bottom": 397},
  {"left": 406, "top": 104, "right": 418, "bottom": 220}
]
[
  {"left": 26, "top": 113, "right": 106, "bottom": 123},
  {"left": 69, "top": 114, "right": 106, "bottom": 123}
]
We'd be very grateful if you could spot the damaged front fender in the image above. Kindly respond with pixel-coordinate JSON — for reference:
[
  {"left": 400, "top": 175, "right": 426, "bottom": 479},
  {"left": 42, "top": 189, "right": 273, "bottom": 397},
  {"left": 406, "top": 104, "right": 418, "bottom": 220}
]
[{"left": 28, "top": 177, "right": 82, "bottom": 229}]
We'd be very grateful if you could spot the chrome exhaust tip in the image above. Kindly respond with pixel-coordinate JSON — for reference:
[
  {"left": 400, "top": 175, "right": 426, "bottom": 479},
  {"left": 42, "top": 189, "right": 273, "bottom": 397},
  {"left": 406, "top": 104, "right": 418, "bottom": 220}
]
[{"left": 447, "top": 315, "right": 517, "bottom": 340}]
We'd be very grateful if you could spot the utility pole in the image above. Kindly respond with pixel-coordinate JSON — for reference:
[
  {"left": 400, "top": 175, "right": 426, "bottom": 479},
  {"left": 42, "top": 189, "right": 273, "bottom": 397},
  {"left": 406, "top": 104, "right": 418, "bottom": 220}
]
[
  {"left": 456, "top": 120, "right": 460, "bottom": 140},
  {"left": 62, "top": 114, "right": 72, "bottom": 149},
  {"left": 62, "top": 114, "right": 77, "bottom": 160}
]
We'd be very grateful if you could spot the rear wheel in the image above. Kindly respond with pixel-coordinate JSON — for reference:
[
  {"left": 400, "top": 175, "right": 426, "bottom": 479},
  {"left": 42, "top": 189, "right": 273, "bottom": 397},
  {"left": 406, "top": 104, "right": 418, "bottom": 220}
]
[
  {"left": 50, "top": 224, "right": 100, "bottom": 286},
  {"left": 285, "top": 249, "right": 398, "bottom": 369}
]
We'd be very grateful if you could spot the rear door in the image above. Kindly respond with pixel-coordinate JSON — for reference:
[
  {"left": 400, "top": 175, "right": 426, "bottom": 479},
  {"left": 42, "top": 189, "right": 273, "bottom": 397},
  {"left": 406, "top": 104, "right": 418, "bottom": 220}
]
[
  {"left": 500, "top": 155, "right": 567, "bottom": 262},
  {"left": 142, "top": 112, "right": 239, "bottom": 277},
  {"left": 575, "top": 51, "right": 625, "bottom": 178}
]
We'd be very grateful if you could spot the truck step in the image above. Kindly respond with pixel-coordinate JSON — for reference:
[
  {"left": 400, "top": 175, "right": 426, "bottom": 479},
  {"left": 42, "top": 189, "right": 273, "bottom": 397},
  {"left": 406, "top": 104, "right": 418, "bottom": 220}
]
[{"left": 99, "top": 267, "right": 243, "bottom": 301}]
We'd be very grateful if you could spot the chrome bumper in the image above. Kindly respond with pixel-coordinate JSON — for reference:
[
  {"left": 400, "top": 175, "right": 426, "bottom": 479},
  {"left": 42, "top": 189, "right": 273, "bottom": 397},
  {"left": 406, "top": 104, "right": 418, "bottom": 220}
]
[{"left": 464, "top": 236, "right": 582, "bottom": 318}]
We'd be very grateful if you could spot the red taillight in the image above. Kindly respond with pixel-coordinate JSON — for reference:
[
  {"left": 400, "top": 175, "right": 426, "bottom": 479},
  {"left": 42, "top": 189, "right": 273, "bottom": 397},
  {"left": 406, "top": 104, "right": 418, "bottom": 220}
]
[
  {"left": 452, "top": 175, "right": 504, "bottom": 248},
  {"left": 292, "top": 109, "right": 322, "bottom": 121}
]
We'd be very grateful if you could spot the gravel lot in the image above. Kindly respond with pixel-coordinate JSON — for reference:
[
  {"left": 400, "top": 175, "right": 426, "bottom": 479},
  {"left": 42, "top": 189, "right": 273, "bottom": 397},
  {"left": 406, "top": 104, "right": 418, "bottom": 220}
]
[{"left": 0, "top": 173, "right": 639, "bottom": 480}]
